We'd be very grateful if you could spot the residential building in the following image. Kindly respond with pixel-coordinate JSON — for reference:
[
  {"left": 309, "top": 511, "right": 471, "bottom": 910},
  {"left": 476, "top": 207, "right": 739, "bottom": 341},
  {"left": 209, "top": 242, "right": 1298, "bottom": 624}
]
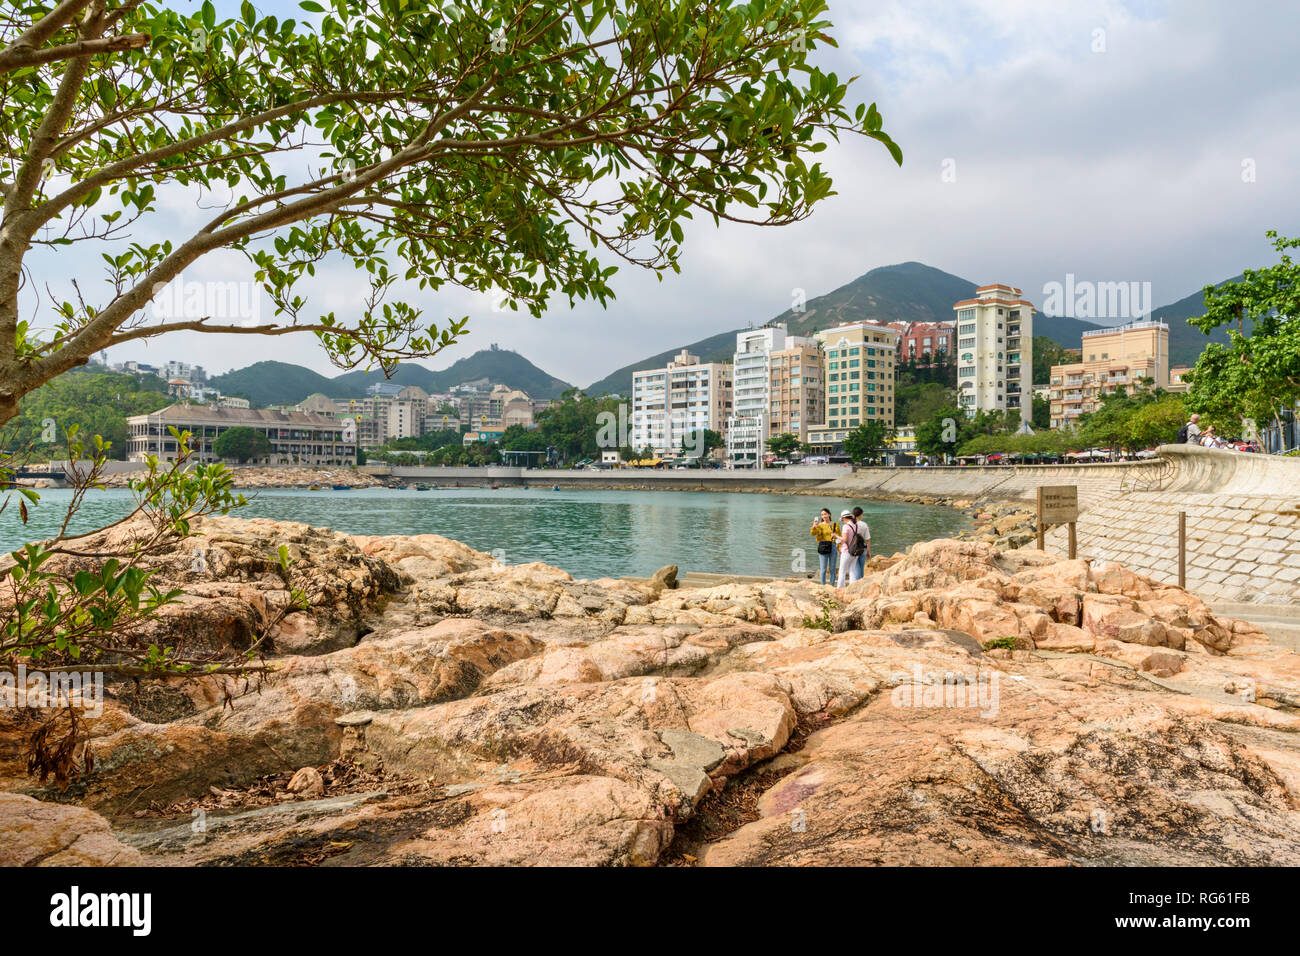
[
  {"left": 953, "top": 284, "right": 1035, "bottom": 422},
  {"left": 1167, "top": 364, "right": 1191, "bottom": 393},
  {"left": 812, "top": 320, "right": 901, "bottom": 431},
  {"left": 1048, "top": 319, "right": 1170, "bottom": 429},
  {"left": 888, "top": 425, "right": 919, "bottom": 454},
  {"left": 632, "top": 349, "right": 732, "bottom": 458},
  {"left": 768, "top": 338, "right": 824, "bottom": 444},
  {"left": 727, "top": 326, "right": 813, "bottom": 467},
  {"left": 366, "top": 381, "right": 405, "bottom": 397},
  {"left": 126, "top": 405, "right": 355, "bottom": 465},
  {"left": 888, "top": 321, "right": 956, "bottom": 364}
]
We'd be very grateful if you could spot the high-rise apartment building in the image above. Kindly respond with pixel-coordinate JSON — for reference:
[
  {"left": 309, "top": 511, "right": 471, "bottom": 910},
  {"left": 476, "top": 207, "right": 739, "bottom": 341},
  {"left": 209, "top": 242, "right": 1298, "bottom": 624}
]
[
  {"left": 953, "top": 285, "right": 1035, "bottom": 422},
  {"left": 812, "top": 321, "right": 900, "bottom": 430},
  {"left": 768, "top": 339, "right": 824, "bottom": 444},
  {"left": 726, "top": 325, "right": 817, "bottom": 467},
  {"left": 1048, "top": 319, "right": 1170, "bottom": 429},
  {"left": 631, "top": 349, "right": 732, "bottom": 458}
]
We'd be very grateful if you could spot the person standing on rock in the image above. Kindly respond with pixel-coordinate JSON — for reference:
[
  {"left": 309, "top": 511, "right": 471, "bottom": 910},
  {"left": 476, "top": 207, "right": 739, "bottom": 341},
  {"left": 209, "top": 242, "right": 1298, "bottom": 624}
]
[
  {"left": 837, "top": 509, "right": 863, "bottom": 588},
  {"left": 852, "top": 506, "right": 871, "bottom": 576},
  {"left": 811, "top": 509, "right": 840, "bottom": 585}
]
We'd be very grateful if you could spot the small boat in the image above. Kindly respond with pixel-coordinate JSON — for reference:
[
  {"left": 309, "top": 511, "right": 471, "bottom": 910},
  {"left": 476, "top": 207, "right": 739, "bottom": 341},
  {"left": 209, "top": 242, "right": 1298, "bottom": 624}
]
[
  {"left": 414, "top": 483, "right": 433, "bottom": 491},
  {"left": 308, "top": 484, "right": 322, "bottom": 491},
  {"left": 331, "top": 483, "right": 351, "bottom": 490},
  {"left": 489, "top": 484, "right": 500, "bottom": 490}
]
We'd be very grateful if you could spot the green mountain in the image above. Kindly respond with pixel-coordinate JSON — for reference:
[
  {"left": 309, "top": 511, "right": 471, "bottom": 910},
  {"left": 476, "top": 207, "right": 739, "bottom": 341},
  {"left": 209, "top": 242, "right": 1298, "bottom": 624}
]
[
  {"left": 330, "top": 348, "right": 573, "bottom": 400},
  {"left": 209, "top": 349, "right": 573, "bottom": 407},
  {"left": 586, "top": 262, "right": 1108, "bottom": 396},
  {"left": 209, "top": 361, "right": 344, "bottom": 406},
  {"left": 1148, "top": 277, "right": 1246, "bottom": 368}
]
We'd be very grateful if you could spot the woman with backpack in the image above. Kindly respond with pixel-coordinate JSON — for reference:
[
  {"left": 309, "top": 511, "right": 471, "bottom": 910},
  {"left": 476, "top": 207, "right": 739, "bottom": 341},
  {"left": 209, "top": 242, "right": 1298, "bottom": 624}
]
[
  {"left": 837, "top": 509, "right": 865, "bottom": 588},
  {"left": 810, "top": 509, "right": 840, "bottom": 585}
]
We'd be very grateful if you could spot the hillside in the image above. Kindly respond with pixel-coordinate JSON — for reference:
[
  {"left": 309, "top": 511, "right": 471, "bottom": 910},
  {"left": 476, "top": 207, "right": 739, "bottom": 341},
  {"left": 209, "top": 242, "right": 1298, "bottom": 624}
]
[
  {"left": 587, "top": 262, "right": 1106, "bottom": 395},
  {"left": 330, "top": 348, "right": 573, "bottom": 400},
  {"left": 210, "top": 349, "right": 574, "bottom": 406},
  {"left": 209, "top": 361, "right": 344, "bottom": 406},
  {"left": 1149, "top": 277, "right": 1246, "bottom": 368}
]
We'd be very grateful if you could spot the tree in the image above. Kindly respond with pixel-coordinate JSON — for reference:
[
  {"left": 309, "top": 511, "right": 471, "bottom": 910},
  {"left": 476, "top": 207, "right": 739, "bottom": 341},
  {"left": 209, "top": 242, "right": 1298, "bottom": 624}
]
[
  {"left": 1187, "top": 231, "right": 1300, "bottom": 432},
  {"left": 916, "top": 406, "right": 965, "bottom": 457},
  {"left": 0, "top": 0, "right": 901, "bottom": 427},
  {"left": 842, "top": 420, "right": 889, "bottom": 461},
  {"left": 10, "top": 368, "right": 169, "bottom": 458},
  {"left": 681, "top": 427, "right": 723, "bottom": 458},
  {"left": 1033, "top": 337, "right": 1077, "bottom": 386},
  {"left": 1031, "top": 394, "right": 1051, "bottom": 430},
  {"left": 212, "top": 425, "right": 272, "bottom": 463},
  {"left": 767, "top": 432, "right": 800, "bottom": 457}
]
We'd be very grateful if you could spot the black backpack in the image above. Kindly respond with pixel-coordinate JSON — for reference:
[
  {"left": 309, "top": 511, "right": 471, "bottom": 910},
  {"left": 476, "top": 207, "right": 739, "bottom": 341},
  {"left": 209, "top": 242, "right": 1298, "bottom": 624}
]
[{"left": 1176, "top": 423, "right": 1189, "bottom": 444}]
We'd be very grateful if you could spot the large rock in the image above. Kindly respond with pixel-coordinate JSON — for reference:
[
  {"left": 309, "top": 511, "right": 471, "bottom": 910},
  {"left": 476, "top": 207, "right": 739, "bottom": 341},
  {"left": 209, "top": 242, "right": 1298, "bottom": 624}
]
[{"left": 0, "top": 793, "right": 141, "bottom": 866}]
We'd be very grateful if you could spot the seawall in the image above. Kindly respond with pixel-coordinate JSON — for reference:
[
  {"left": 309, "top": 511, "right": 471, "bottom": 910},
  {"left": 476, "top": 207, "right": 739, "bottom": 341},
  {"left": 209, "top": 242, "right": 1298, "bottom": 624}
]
[{"left": 826, "top": 446, "right": 1299, "bottom": 607}]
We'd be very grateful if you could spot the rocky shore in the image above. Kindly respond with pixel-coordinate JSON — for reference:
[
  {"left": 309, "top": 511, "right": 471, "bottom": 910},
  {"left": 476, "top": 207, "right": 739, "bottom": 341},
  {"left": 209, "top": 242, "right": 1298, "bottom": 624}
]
[
  {"left": 4, "top": 516, "right": 1300, "bottom": 867},
  {"left": 99, "top": 466, "right": 387, "bottom": 490}
]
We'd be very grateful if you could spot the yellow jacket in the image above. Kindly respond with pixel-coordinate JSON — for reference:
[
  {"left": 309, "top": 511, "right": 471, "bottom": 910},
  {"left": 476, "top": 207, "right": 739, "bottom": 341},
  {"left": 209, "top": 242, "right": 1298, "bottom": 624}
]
[{"left": 810, "top": 520, "right": 840, "bottom": 543}]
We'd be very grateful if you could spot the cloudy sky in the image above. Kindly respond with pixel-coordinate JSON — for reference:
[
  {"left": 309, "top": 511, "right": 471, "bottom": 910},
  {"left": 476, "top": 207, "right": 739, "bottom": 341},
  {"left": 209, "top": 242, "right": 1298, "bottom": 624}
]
[{"left": 29, "top": 0, "right": 1300, "bottom": 388}]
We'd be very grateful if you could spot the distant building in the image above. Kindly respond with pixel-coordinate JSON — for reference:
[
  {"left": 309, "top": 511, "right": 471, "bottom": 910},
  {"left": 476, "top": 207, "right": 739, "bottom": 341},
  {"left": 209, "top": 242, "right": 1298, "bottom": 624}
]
[
  {"left": 463, "top": 427, "right": 505, "bottom": 445},
  {"left": 813, "top": 320, "right": 901, "bottom": 430},
  {"left": 295, "top": 393, "right": 338, "bottom": 417},
  {"left": 887, "top": 321, "right": 956, "bottom": 364},
  {"left": 126, "top": 405, "right": 355, "bottom": 465},
  {"left": 633, "top": 349, "right": 732, "bottom": 458},
  {"left": 217, "top": 396, "right": 251, "bottom": 409},
  {"left": 1048, "top": 319, "right": 1170, "bottom": 429},
  {"left": 1167, "top": 364, "right": 1191, "bottom": 393},
  {"left": 953, "top": 284, "right": 1035, "bottom": 422},
  {"left": 768, "top": 338, "right": 824, "bottom": 445},
  {"left": 728, "top": 326, "right": 819, "bottom": 467},
  {"left": 366, "top": 381, "right": 405, "bottom": 397}
]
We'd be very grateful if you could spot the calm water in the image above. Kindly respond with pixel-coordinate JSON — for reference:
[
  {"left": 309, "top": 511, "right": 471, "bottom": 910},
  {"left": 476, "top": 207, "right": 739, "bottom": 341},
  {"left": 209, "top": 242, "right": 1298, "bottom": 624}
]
[{"left": 2, "top": 487, "right": 969, "bottom": 580}]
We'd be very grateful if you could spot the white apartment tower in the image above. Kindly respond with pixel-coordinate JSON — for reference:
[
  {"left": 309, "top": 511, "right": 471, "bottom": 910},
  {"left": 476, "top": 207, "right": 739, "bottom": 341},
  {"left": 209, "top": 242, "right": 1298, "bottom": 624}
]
[
  {"left": 953, "top": 284, "right": 1035, "bottom": 423},
  {"left": 631, "top": 349, "right": 732, "bottom": 458},
  {"left": 726, "top": 324, "right": 817, "bottom": 467}
]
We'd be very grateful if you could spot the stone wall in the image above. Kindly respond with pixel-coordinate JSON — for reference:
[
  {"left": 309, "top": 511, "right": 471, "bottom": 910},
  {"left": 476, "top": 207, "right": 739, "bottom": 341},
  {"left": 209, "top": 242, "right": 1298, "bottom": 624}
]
[
  {"left": 828, "top": 446, "right": 1300, "bottom": 607},
  {"left": 818, "top": 459, "right": 1167, "bottom": 510},
  {"left": 1038, "top": 445, "right": 1300, "bottom": 606}
]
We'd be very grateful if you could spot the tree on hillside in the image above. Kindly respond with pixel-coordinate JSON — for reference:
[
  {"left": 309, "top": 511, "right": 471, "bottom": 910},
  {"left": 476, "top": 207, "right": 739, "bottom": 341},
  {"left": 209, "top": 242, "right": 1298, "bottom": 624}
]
[
  {"left": 0, "top": 0, "right": 901, "bottom": 428},
  {"left": 1187, "top": 231, "right": 1300, "bottom": 434},
  {"left": 11, "top": 370, "right": 169, "bottom": 458},
  {"left": 1032, "top": 337, "right": 1077, "bottom": 386},
  {"left": 213, "top": 426, "right": 271, "bottom": 463}
]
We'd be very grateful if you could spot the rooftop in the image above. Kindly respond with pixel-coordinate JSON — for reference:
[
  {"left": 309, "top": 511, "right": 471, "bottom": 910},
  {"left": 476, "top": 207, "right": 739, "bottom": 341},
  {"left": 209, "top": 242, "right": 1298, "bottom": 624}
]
[{"left": 127, "top": 404, "right": 342, "bottom": 427}]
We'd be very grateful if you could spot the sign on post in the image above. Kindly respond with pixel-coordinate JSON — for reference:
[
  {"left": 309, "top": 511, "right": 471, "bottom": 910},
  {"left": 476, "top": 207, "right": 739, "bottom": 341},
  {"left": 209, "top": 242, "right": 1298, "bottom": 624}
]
[{"left": 1037, "top": 485, "right": 1079, "bottom": 557}]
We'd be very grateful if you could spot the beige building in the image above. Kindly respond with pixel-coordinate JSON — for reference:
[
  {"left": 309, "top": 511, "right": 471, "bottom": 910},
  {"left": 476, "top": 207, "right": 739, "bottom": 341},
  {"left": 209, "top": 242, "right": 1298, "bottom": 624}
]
[
  {"left": 633, "top": 349, "right": 732, "bottom": 457},
  {"left": 768, "top": 338, "right": 824, "bottom": 443},
  {"left": 1168, "top": 364, "right": 1191, "bottom": 393},
  {"left": 1048, "top": 319, "right": 1170, "bottom": 429},
  {"left": 953, "top": 284, "right": 1035, "bottom": 422},
  {"left": 127, "top": 405, "right": 355, "bottom": 465},
  {"left": 813, "top": 321, "right": 900, "bottom": 431}
]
